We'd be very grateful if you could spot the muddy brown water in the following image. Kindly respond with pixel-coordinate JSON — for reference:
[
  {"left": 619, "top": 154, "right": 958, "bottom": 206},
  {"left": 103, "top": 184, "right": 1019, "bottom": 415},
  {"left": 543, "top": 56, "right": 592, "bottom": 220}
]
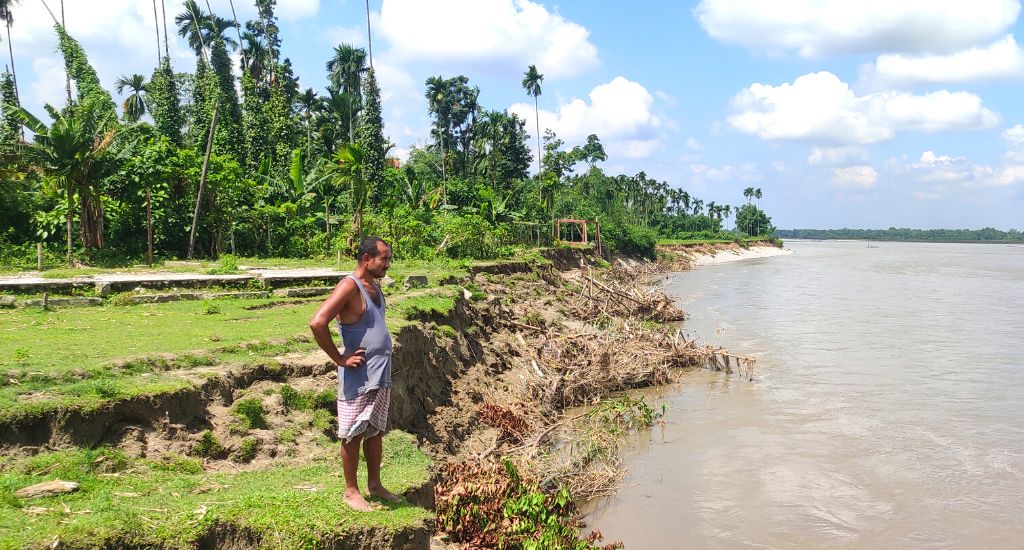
[{"left": 584, "top": 240, "right": 1024, "bottom": 549}]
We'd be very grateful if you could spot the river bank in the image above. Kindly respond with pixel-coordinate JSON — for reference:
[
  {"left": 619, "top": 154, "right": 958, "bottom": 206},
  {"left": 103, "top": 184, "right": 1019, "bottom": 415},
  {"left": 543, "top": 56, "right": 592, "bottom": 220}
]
[{"left": 0, "top": 243, "right": 757, "bottom": 548}]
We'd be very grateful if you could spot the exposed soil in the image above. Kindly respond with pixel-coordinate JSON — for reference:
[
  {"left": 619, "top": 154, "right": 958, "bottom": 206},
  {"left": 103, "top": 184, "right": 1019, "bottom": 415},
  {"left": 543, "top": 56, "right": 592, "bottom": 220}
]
[{"left": 3, "top": 244, "right": 753, "bottom": 549}]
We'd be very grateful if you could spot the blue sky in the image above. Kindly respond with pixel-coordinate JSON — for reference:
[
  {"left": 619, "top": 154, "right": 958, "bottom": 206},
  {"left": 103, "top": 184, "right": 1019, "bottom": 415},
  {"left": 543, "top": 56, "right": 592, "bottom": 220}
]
[{"left": 8, "top": 0, "right": 1024, "bottom": 230}]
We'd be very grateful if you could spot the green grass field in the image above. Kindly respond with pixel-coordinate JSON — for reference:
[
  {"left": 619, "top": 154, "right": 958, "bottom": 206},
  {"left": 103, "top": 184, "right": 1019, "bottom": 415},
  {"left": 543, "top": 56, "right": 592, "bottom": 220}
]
[{"left": 0, "top": 431, "right": 432, "bottom": 549}]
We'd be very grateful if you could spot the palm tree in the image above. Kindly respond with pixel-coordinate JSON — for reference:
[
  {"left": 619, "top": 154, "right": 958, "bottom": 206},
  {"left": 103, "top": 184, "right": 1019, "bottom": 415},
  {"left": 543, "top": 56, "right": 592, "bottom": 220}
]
[
  {"left": 6, "top": 100, "right": 117, "bottom": 263},
  {"left": 424, "top": 75, "right": 449, "bottom": 186},
  {"left": 326, "top": 44, "right": 367, "bottom": 143},
  {"left": 743, "top": 186, "right": 754, "bottom": 205},
  {"left": 175, "top": 1, "right": 238, "bottom": 57},
  {"left": 297, "top": 87, "right": 318, "bottom": 156},
  {"left": 1, "top": 0, "right": 20, "bottom": 116},
  {"left": 521, "top": 64, "right": 543, "bottom": 175},
  {"left": 114, "top": 74, "right": 147, "bottom": 122},
  {"left": 175, "top": 0, "right": 210, "bottom": 57},
  {"left": 241, "top": 31, "right": 267, "bottom": 82}
]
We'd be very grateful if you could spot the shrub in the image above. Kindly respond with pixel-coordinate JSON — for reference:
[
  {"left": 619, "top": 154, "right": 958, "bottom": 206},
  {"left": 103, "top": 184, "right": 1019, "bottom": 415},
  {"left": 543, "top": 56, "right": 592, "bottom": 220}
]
[
  {"left": 232, "top": 397, "right": 268, "bottom": 430},
  {"left": 192, "top": 430, "right": 224, "bottom": 458},
  {"left": 233, "top": 437, "right": 258, "bottom": 463}
]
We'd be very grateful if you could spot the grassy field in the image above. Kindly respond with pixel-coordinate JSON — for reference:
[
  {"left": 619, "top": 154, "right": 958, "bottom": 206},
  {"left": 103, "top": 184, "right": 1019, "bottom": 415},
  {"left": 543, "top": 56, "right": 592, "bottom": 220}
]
[
  {"left": 0, "top": 431, "right": 432, "bottom": 549},
  {"left": 0, "top": 270, "right": 466, "bottom": 421}
]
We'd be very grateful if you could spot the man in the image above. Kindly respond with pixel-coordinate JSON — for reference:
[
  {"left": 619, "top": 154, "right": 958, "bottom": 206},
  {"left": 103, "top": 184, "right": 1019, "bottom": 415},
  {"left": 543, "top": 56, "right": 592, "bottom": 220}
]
[{"left": 309, "top": 236, "right": 400, "bottom": 511}]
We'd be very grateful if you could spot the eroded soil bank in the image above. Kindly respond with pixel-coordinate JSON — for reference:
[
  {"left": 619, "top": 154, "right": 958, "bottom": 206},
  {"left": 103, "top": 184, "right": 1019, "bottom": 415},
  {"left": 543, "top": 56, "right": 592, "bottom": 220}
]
[{"left": 1, "top": 243, "right": 755, "bottom": 548}]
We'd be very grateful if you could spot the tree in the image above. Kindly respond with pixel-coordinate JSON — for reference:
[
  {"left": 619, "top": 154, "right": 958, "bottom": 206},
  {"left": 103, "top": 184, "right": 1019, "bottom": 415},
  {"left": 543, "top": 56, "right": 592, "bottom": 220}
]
[
  {"left": 330, "top": 142, "right": 369, "bottom": 241},
  {"left": 0, "top": 69, "right": 17, "bottom": 142},
  {"left": 175, "top": 1, "right": 237, "bottom": 56},
  {"left": 1, "top": 0, "right": 20, "bottom": 123},
  {"left": 734, "top": 204, "right": 773, "bottom": 237},
  {"left": 55, "top": 25, "right": 117, "bottom": 121},
  {"left": 326, "top": 44, "right": 366, "bottom": 143},
  {"left": 148, "top": 58, "right": 182, "bottom": 145},
  {"left": 175, "top": 0, "right": 210, "bottom": 57},
  {"left": 357, "top": 68, "right": 387, "bottom": 206},
  {"left": 114, "top": 73, "right": 148, "bottom": 123},
  {"left": 521, "top": 64, "right": 543, "bottom": 176},
  {"left": 6, "top": 100, "right": 119, "bottom": 261},
  {"left": 743, "top": 186, "right": 754, "bottom": 205}
]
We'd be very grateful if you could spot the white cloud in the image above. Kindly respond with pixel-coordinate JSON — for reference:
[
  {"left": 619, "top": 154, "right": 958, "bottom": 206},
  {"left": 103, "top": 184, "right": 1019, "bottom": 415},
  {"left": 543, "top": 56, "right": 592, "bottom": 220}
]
[
  {"left": 685, "top": 138, "right": 701, "bottom": 152},
  {"left": 888, "top": 148, "right": 1024, "bottom": 187},
  {"left": 807, "top": 146, "right": 869, "bottom": 165},
  {"left": 509, "top": 76, "right": 662, "bottom": 159},
  {"left": 324, "top": 25, "right": 365, "bottom": 47},
  {"left": 729, "top": 72, "right": 1000, "bottom": 145},
  {"left": 861, "top": 34, "right": 1024, "bottom": 88},
  {"left": 689, "top": 163, "right": 762, "bottom": 185},
  {"left": 277, "top": 0, "right": 320, "bottom": 21},
  {"left": 694, "top": 0, "right": 1020, "bottom": 58},
  {"left": 832, "top": 165, "right": 878, "bottom": 189},
  {"left": 1002, "top": 124, "right": 1024, "bottom": 147},
  {"left": 379, "top": 0, "right": 599, "bottom": 78}
]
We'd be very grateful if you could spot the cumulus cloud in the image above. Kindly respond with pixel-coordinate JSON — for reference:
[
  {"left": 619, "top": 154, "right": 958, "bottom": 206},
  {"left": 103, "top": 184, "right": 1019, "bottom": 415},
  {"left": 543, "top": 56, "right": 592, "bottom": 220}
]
[
  {"left": 379, "top": 0, "right": 599, "bottom": 78},
  {"left": 861, "top": 34, "right": 1024, "bottom": 88},
  {"left": 832, "top": 165, "right": 878, "bottom": 189},
  {"left": 689, "top": 163, "right": 762, "bottom": 185},
  {"left": 807, "top": 145, "right": 870, "bottom": 165},
  {"left": 508, "top": 76, "right": 662, "bottom": 159},
  {"left": 728, "top": 72, "right": 1000, "bottom": 145},
  {"left": 888, "top": 143, "right": 1024, "bottom": 188},
  {"left": 694, "top": 0, "right": 1019, "bottom": 58}
]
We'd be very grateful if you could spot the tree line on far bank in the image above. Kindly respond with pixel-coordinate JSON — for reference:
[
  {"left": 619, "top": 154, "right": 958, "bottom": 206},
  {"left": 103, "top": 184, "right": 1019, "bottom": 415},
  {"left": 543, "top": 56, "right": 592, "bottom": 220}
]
[
  {"left": 0, "top": 0, "right": 775, "bottom": 269},
  {"left": 775, "top": 227, "right": 1022, "bottom": 242}
]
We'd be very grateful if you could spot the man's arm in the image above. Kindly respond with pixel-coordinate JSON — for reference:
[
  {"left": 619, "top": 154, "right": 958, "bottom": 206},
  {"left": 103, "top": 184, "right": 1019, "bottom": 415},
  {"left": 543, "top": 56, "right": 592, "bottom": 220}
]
[{"left": 309, "top": 279, "right": 366, "bottom": 369}]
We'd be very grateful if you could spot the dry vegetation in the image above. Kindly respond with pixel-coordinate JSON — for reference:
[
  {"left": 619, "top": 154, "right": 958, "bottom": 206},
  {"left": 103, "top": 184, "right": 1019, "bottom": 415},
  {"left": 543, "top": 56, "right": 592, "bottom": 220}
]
[{"left": 431, "top": 255, "right": 754, "bottom": 548}]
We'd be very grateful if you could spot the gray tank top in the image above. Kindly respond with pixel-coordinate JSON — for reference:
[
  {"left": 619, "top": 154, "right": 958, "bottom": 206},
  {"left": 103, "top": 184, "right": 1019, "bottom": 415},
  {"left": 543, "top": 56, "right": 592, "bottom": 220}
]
[{"left": 336, "top": 275, "right": 393, "bottom": 401}]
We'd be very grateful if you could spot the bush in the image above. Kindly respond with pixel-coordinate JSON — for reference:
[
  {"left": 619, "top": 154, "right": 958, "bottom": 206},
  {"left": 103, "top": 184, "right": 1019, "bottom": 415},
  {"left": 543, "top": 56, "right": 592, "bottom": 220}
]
[
  {"left": 192, "top": 430, "right": 224, "bottom": 458},
  {"left": 232, "top": 397, "right": 268, "bottom": 430},
  {"left": 599, "top": 220, "right": 657, "bottom": 259},
  {"left": 232, "top": 437, "right": 258, "bottom": 463}
]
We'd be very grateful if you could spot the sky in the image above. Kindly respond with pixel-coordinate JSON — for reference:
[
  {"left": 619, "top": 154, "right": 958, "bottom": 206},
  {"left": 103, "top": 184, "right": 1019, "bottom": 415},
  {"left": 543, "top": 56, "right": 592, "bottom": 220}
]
[{"left": 6, "top": 0, "right": 1024, "bottom": 230}]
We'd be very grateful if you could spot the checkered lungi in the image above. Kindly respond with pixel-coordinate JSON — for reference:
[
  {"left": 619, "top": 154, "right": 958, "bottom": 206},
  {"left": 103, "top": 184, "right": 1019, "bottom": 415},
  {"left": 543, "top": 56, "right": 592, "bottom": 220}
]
[{"left": 337, "top": 386, "right": 391, "bottom": 443}]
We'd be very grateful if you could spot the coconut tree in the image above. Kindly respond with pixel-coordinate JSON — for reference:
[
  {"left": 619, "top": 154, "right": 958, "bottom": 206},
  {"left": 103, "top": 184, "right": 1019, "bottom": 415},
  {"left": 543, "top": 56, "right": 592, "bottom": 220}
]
[
  {"left": 114, "top": 73, "right": 148, "bottom": 122},
  {"left": 521, "top": 64, "right": 543, "bottom": 175}
]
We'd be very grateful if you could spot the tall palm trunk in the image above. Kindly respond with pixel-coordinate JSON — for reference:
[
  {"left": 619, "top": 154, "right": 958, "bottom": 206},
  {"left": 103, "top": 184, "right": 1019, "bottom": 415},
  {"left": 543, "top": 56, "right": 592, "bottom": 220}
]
[
  {"left": 365, "top": 0, "right": 373, "bottom": 68},
  {"left": 534, "top": 95, "right": 541, "bottom": 175},
  {"left": 160, "top": 0, "right": 170, "bottom": 60},
  {"left": 151, "top": 0, "right": 162, "bottom": 63},
  {"left": 6, "top": 22, "right": 21, "bottom": 139},
  {"left": 65, "top": 180, "right": 73, "bottom": 265},
  {"left": 188, "top": 96, "right": 220, "bottom": 259}
]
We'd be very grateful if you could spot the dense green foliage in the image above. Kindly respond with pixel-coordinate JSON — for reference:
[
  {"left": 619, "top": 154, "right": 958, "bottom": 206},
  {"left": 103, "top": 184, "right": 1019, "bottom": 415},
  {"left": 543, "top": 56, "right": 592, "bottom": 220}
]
[
  {"left": 776, "top": 227, "right": 1023, "bottom": 242},
  {"left": 1, "top": 2, "right": 772, "bottom": 268}
]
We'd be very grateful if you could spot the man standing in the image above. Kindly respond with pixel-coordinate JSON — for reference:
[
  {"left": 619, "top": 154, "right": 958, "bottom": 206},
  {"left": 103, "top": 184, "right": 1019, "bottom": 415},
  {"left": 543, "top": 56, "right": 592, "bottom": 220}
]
[{"left": 309, "top": 236, "right": 400, "bottom": 511}]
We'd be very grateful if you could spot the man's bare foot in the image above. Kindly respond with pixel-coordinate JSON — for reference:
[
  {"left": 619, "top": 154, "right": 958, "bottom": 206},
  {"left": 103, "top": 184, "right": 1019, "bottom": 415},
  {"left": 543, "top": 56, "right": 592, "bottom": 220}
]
[
  {"left": 367, "top": 483, "right": 401, "bottom": 503},
  {"left": 344, "top": 488, "right": 375, "bottom": 511}
]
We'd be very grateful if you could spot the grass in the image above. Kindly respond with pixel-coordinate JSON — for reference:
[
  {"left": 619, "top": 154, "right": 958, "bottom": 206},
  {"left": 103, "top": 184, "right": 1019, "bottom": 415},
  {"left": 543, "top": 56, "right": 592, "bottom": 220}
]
[
  {"left": 0, "top": 297, "right": 323, "bottom": 422},
  {"left": 0, "top": 256, "right": 479, "bottom": 423},
  {"left": 0, "top": 432, "right": 432, "bottom": 549}
]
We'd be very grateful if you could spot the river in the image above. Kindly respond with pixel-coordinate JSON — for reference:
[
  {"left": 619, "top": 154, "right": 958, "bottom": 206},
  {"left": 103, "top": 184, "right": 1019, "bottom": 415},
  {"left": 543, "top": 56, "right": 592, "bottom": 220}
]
[{"left": 585, "top": 240, "right": 1024, "bottom": 549}]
